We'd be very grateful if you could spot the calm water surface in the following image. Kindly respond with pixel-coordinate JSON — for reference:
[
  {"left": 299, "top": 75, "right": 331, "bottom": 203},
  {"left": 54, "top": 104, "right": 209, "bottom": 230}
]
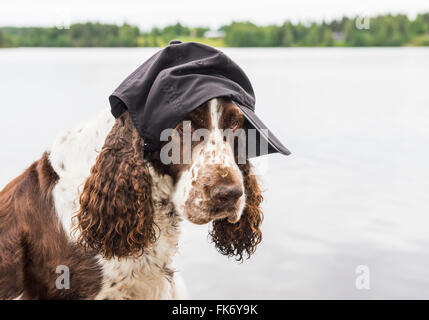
[{"left": 1, "top": 47, "right": 429, "bottom": 299}]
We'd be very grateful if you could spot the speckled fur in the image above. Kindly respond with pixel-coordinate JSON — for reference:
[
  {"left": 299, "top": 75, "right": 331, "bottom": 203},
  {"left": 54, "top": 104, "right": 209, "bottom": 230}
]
[
  {"left": 94, "top": 166, "right": 183, "bottom": 300},
  {"left": 172, "top": 99, "right": 246, "bottom": 224}
]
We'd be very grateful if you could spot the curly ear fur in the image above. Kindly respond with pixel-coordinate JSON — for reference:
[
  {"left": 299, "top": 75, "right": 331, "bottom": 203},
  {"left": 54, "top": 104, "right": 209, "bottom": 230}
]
[
  {"left": 209, "top": 162, "right": 263, "bottom": 262},
  {"left": 75, "top": 112, "right": 156, "bottom": 259}
]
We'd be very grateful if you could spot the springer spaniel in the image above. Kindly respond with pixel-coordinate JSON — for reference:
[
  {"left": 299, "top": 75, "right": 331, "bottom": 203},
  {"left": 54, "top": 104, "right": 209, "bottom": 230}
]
[{"left": 0, "top": 97, "right": 263, "bottom": 300}]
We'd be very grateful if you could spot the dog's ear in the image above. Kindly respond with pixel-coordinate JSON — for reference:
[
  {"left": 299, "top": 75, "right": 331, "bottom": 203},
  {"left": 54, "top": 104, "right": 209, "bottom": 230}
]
[
  {"left": 75, "top": 113, "right": 156, "bottom": 259},
  {"left": 210, "top": 161, "right": 263, "bottom": 262}
]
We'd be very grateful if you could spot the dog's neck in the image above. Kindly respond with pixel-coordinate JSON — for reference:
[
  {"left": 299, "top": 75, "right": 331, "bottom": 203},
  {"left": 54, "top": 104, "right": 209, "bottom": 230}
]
[
  {"left": 49, "top": 109, "right": 183, "bottom": 299},
  {"left": 95, "top": 166, "right": 182, "bottom": 300}
]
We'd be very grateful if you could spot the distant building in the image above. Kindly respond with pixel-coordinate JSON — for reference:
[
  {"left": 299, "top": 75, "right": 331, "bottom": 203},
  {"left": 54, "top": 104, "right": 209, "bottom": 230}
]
[
  {"left": 203, "top": 30, "right": 225, "bottom": 39},
  {"left": 333, "top": 32, "right": 344, "bottom": 42}
]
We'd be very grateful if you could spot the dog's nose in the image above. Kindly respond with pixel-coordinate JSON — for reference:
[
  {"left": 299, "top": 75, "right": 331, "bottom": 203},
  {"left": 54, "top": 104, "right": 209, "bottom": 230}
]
[{"left": 211, "top": 184, "right": 243, "bottom": 202}]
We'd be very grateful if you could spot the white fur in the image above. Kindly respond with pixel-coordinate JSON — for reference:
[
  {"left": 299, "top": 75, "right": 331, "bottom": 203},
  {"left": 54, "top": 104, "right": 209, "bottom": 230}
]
[
  {"left": 94, "top": 165, "right": 182, "bottom": 300},
  {"left": 172, "top": 98, "right": 246, "bottom": 221},
  {"left": 50, "top": 110, "right": 115, "bottom": 239},
  {"left": 12, "top": 293, "right": 24, "bottom": 300}
]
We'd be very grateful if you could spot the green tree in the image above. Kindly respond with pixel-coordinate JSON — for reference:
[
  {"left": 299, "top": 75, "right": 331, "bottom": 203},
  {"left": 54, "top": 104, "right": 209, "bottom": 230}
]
[
  {"left": 193, "top": 27, "right": 209, "bottom": 38},
  {"left": 303, "top": 24, "right": 320, "bottom": 46},
  {"left": 118, "top": 23, "right": 139, "bottom": 46},
  {"left": 1, "top": 12, "right": 429, "bottom": 48},
  {"left": 0, "top": 30, "right": 5, "bottom": 47},
  {"left": 224, "top": 22, "right": 269, "bottom": 47},
  {"left": 279, "top": 22, "right": 294, "bottom": 46}
]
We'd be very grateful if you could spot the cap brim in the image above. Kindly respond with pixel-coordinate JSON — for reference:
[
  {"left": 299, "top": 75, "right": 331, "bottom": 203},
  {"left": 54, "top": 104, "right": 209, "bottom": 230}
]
[{"left": 235, "top": 102, "right": 291, "bottom": 157}]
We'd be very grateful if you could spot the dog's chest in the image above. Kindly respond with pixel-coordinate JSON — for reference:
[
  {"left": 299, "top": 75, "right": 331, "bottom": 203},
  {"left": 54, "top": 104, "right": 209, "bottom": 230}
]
[
  {"left": 94, "top": 232, "right": 179, "bottom": 300},
  {"left": 94, "top": 167, "right": 182, "bottom": 300}
]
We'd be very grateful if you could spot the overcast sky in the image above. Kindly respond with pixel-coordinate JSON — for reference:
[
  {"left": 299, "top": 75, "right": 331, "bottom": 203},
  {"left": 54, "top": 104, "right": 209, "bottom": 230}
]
[{"left": 2, "top": 0, "right": 429, "bottom": 29}]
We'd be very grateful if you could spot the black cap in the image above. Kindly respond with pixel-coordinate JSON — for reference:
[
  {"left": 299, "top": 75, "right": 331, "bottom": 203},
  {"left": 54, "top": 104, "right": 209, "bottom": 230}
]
[{"left": 109, "top": 41, "right": 291, "bottom": 157}]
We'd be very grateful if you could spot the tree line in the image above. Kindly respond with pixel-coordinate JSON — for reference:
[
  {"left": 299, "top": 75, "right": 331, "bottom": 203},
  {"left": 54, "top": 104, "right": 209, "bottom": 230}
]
[{"left": 1, "top": 13, "right": 429, "bottom": 48}]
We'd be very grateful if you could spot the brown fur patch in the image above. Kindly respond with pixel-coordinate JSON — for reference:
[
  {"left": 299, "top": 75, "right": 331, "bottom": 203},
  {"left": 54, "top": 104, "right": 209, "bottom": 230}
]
[
  {"left": 76, "top": 112, "right": 156, "bottom": 259},
  {"left": 0, "top": 153, "right": 102, "bottom": 299},
  {"left": 209, "top": 161, "right": 263, "bottom": 262}
]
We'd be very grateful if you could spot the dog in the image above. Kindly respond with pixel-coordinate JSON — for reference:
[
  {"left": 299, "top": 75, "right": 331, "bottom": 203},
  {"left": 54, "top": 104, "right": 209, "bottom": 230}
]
[{"left": 0, "top": 97, "right": 263, "bottom": 299}]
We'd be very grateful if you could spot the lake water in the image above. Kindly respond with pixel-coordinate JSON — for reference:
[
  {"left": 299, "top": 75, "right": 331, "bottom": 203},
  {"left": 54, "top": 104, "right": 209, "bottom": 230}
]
[{"left": 1, "top": 47, "right": 429, "bottom": 299}]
